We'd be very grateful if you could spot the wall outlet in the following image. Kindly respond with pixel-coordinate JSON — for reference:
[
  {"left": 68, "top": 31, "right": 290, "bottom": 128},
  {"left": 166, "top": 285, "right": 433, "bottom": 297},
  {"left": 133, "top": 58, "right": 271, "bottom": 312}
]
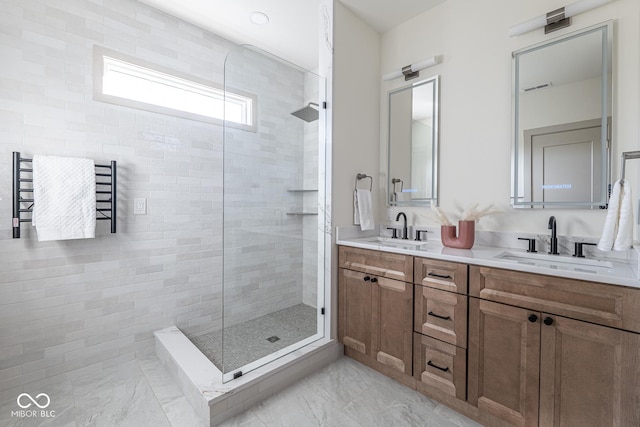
[{"left": 134, "top": 198, "right": 146, "bottom": 215}]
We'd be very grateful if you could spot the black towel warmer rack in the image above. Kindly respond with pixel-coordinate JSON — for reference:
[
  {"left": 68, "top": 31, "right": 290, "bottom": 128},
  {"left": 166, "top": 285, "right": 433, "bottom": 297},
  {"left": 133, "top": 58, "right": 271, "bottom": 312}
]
[{"left": 12, "top": 151, "right": 117, "bottom": 239}]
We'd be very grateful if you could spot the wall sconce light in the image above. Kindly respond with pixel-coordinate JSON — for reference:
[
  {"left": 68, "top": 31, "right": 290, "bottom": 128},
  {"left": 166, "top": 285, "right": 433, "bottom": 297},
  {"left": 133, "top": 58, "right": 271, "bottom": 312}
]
[
  {"left": 508, "top": 0, "right": 614, "bottom": 37},
  {"left": 383, "top": 56, "right": 440, "bottom": 82}
]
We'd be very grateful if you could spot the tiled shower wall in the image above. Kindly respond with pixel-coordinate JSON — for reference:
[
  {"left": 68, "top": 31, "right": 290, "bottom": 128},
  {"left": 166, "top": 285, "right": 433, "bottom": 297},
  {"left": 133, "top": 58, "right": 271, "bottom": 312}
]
[{"left": 0, "top": 0, "right": 235, "bottom": 400}]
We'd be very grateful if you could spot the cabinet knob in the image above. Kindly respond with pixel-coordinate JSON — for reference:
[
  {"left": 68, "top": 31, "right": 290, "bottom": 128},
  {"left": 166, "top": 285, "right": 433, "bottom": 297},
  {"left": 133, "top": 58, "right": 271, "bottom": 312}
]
[
  {"left": 370, "top": 277, "right": 378, "bottom": 283},
  {"left": 543, "top": 317, "right": 554, "bottom": 326},
  {"left": 363, "top": 276, "right": 371, "bottom": 282},
  {"left": 528, "top": 314, "right": 538, "bottom": 323}
]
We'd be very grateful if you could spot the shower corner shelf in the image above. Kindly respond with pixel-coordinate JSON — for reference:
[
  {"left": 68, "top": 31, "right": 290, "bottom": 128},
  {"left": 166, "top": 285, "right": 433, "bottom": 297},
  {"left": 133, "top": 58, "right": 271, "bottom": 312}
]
[
  {"left": 286, "top": 212, "right": 319, "bottom": 216},
  {"left": 287, "top": 189, "right": 318, "bottom": 192}
]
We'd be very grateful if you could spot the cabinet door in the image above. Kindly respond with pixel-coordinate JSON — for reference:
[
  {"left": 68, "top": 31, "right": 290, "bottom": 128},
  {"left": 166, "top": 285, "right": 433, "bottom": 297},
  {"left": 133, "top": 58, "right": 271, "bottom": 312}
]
[
  {"left": 338, "top": 268, "right": 372, "bottom": 357},
  {"left": 414, "top": 285, "right": 467, "bottom": 348},
  {"left": 468, "top": 298, "right": 540, "bottom": 427},
  {"left": 539, "top": 315, "right": 640, "bottom": 427},
  {"left": 371, "top": 276, "right": 413, "bottom": 375}
]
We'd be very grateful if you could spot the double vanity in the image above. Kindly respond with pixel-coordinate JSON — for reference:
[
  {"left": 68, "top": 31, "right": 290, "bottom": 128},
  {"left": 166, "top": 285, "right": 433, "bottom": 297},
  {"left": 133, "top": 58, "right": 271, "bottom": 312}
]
[{"left": 337, "top": 228, "right": 640, "bottom": 427}]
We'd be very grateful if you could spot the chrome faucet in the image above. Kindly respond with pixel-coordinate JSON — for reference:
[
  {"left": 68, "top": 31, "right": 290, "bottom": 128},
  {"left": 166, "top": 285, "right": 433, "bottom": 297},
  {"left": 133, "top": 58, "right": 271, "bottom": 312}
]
[
  {"left": 548, "top": 216, "right": 559, "bottom": 255},
  {"left": 396, "top": 212, "right": 408, "bottom": 240}
]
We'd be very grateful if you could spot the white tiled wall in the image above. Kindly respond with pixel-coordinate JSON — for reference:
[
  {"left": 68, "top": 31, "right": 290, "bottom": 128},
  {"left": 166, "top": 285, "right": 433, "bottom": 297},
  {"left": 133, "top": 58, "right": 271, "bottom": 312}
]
[{"left": 0, "top": 0, "right": 230, "bottom": 399}]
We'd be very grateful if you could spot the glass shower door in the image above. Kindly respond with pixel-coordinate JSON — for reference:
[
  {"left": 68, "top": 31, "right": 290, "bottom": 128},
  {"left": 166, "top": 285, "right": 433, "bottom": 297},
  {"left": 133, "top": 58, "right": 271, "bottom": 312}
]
[{"left": 221, "top": 45, "right": 326, "bottom": 382}]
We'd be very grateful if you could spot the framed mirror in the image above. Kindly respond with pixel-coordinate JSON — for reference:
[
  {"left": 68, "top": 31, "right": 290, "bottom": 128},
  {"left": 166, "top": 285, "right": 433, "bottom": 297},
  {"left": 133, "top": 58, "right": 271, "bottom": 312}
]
[
  {"left": 512, "top": 21, "right": 612, "bottom": 208},
  {"left": 388, "top": 75, "right": 439, "bottom": 206}
]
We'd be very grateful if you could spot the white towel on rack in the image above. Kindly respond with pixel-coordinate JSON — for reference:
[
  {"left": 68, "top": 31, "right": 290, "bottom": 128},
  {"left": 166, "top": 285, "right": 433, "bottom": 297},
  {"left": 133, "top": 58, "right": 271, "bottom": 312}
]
[
  {"left": 598, "top": 179, "right": 633, "bottom": 251},
  {"left": 32, "top": 155, "right": 96, "bottom": 241},
  {"left": 355, "top": 189, "right": 374, "bottom": 231},
  {"left": 353, "top": 190, "right": 360, "bottom": 225},
  {"left": 614, "top": 180, "right": 633, "bottom": 250}
]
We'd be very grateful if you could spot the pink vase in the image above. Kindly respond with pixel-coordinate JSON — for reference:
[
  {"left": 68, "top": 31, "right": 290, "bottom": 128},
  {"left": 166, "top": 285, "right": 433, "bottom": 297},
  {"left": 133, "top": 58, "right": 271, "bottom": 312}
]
[{"left": 441, "top": 220, "right": 475, "bottom": 249}]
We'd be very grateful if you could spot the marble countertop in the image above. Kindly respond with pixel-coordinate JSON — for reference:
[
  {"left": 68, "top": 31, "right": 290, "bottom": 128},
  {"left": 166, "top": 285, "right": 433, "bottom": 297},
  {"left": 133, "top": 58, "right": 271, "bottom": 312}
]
[{"left": 336, "top": 228, "right": 640, "bottom": 290}]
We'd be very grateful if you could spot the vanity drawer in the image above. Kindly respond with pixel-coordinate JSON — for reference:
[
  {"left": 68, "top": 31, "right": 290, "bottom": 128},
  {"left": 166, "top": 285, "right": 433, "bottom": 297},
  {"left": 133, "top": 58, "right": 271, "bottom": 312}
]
[
  {"left": 413, "top": 333, "right": 466, "bottom": 401},
  {"left": 414, "top": 285, "right": 467, "bottom": 348},
  {"left": 470, "top": 265, "right": 640, "bottom": 333},
  {"left": 414, "top": 258, "right": 468, "bottom": 294},
  {"left": 339, "top": 246, "right": 413, "bottom": 282}
]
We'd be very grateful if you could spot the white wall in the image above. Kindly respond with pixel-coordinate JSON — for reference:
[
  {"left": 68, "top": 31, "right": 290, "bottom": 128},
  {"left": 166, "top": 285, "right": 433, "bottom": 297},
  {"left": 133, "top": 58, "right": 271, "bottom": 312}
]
[
  {"left": 331, "top": 2, "right": 380, "bottom": 338},
  {"left": 380, "top": 0, "right": 640, "bottom": 238},
  {"left": 333, "top": 3, "right": 382, "bottom": 228}
]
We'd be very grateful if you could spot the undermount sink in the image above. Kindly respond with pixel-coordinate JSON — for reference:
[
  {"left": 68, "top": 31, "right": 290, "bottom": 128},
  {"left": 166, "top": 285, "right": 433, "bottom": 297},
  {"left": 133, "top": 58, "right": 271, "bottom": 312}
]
[
  {"left": 374, "top": 237, "right": 428, "bottom": 247},
  {"left": 494, "top": 250, "right": 614, "bottom": 272}
]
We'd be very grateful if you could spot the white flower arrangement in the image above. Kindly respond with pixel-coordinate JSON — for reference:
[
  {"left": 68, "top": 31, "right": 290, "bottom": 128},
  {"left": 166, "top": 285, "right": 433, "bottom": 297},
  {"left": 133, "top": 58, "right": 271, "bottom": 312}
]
[{"left": 426, "top": 203, "right": 502, "bottom": 226}]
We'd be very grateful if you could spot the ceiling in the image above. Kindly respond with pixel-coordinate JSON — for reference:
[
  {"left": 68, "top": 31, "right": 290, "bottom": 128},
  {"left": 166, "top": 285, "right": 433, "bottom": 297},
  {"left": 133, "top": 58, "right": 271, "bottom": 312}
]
[
  {"left": 339, "top": 0, "right": 446, "bottom": 33},
  {"left": 137, "top": 0, "right": 445, "bottom": 70}
]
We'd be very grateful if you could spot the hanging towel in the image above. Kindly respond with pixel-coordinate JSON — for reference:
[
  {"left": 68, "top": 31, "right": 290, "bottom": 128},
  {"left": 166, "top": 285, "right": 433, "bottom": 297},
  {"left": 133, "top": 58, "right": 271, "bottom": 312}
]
[
  {"left": 355, "top": 189, "right": 374, "bottom": 231},
  {"left": 353, "top": 190, "right": 360, "bottom": 226},
  {"left": 597, "top": 180, "right": 620, "bottom": 251},
  {"left": 614, "top": 180, "right": 633, "bottom": 250},
  {"left": 598, "top": 179, "right": 633, "bottom": 251},
  {"left": 32, "top": 155, "right": 96, "bottom": 241}
]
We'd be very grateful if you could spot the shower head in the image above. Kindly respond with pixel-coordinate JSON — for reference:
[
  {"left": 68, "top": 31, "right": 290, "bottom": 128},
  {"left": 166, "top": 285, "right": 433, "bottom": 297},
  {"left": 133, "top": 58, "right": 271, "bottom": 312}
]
[{"left": 291, "top": 102, "right": 319, "bottom": 122}]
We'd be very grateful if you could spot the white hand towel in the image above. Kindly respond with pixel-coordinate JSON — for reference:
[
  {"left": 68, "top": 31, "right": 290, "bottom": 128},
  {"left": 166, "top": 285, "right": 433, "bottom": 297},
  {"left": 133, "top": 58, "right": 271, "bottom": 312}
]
[
  {"left": 32, "top": 155, "right": 96, "bottom": 241},
  {"left": 614, "top": 181, "right": 633, "bottom": 250},
  {"left": 355, "top": 189, "right": 374, "bottom": 231},
  {"left": 597, "top": 180, "right": 620, "bottom": 251},
  {"left": 353, "top": 190, "right": 360, "bottom": 225}
]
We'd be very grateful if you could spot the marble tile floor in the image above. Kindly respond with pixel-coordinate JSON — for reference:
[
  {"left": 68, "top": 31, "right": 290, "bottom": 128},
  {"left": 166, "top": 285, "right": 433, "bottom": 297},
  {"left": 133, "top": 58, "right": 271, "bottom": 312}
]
[{"left": 0, "top": 355, "right": 481, "bottom": 427}]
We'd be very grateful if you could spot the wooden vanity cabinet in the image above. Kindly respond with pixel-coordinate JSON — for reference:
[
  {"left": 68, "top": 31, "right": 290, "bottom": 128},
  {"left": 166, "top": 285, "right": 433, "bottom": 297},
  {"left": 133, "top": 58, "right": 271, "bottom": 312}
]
[
  {"left": 468, "top": 266, "right": 640, "bottom": 427},
  {"left": 338, "top": 246, "right": 414, "bottom": 383},
  {"left": 338, "top": 246, "right": 640, "bottom": 427}
]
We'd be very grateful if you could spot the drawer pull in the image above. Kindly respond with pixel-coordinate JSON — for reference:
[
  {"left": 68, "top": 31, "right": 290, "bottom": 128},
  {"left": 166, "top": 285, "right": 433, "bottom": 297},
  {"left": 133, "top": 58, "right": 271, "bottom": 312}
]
[
  {"left": 428, "top": 311, "right": 451, "bottom": 321},
  {"left": 370, "top": 277, "right": 378, "bottom": 283},
  {"left": 544, "top": 317, "right": 554, "bottom": 326},
  {"left": 427, "top": 360, "right": 450, "bottom": 372},
  {"left": 363, "top": 276, "right": 371, "bottom": 282},
  {"left": 427, "top": 272, "right": 453, "bottom": 280},
  {"left": 528, "top": 314, "right": 538, "bottom": 323}
]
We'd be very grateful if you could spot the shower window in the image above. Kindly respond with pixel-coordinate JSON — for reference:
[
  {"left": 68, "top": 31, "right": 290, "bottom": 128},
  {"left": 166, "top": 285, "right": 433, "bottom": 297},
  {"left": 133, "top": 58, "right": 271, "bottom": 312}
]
[{"left": 93, "top": 46, "right": 256, "bottom": 130}]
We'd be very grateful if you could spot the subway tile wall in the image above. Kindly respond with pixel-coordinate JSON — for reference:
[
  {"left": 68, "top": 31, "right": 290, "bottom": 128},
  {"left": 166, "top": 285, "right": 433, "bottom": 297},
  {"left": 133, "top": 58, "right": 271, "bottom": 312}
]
[{"left": 0, "top": 0, "right": 321, "bottom": 400}]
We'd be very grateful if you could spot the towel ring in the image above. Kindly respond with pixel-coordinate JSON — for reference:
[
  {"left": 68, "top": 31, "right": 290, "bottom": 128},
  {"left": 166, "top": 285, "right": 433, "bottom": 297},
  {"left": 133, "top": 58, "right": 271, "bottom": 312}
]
[
  {"left": 355, "top": 173, "right": 373, "bottom": 191},
  {"left": 620, "top": 151, "right": 640, "bottom": 183}
]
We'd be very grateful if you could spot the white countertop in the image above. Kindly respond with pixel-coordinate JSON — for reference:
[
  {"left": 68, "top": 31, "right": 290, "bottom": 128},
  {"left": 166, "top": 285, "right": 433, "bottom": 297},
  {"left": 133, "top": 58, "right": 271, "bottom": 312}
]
[{"left": 337, "top": 231, "right": 640, "bottom": 290}]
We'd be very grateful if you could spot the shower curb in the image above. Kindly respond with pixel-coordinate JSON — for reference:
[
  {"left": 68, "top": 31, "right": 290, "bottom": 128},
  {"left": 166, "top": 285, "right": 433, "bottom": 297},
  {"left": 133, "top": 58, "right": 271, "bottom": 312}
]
[{"left": 154, "top": 326, "right": 341, "bottom": 426}]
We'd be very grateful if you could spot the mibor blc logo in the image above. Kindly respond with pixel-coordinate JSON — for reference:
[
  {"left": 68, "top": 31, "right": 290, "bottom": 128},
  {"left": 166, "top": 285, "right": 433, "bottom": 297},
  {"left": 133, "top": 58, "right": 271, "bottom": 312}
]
[{"left": 11, "top": 393, "right": 56, "bottom": 419}]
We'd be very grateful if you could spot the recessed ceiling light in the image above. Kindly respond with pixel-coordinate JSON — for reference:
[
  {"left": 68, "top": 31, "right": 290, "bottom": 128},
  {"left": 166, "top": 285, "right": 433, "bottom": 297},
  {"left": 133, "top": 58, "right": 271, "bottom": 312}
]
[{"left": 250, "top": 12, "right": 269, "bottom": 25}]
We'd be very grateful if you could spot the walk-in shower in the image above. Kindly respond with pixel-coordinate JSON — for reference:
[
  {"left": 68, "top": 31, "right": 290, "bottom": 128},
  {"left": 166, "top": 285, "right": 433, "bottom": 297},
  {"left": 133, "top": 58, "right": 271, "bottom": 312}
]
[{"left": 185, "top": 45, "right": 328, "bottom": 382}]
